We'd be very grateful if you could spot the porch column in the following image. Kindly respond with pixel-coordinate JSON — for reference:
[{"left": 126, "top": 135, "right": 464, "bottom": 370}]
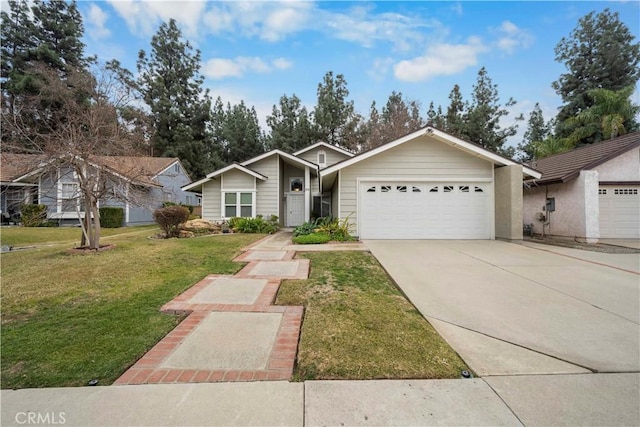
[{"left": 304, "top": 166, "right": 311, "bottom": 222}]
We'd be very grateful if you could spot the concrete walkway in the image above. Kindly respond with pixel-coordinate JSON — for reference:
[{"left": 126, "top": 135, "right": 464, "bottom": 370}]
[{"left": 3, "top": 234, "right": 639, "bottom": 426}]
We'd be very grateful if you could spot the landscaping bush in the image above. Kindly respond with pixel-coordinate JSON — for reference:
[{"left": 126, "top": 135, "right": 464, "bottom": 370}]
[
  {"left": 153, "top": 205, "right": 190, "bottom": 238},
  {"left": 20, "top": 204, "right": 48, "bottom": 227},
  {"left": 314, "top": 215, "right": 354, "bottom": 242},
  {"left": 162, "top": 201, "right": 194, "bottom": 213},
  {"left": 293, "top": 219, "right": 319, "bottom": 237},
  {"left": 292, "top": 232, "right": 331, "bottom": 244},
  {"left": 230, "top": 215, "right": 279, "bottom": 234},
  {"left": 99, "top": 207, "right": 124, "bottom": 228}
]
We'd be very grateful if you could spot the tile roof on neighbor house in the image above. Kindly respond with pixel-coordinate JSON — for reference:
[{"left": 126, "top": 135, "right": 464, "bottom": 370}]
[
  {"left": 527, "top": 132, "right": 640, "bottom": 185},
  {"left": 0, "top": 153, "right": 181, "bottom": 186}
]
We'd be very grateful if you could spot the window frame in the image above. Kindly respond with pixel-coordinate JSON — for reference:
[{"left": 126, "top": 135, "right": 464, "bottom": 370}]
[{"left": 222, "top": 191, "right": 256, "bottom": 219}]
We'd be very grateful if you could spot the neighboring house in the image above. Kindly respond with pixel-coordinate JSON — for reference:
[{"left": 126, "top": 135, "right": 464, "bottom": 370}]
[
  {"left": 523, "top": 132, "right": 640, "bottom": 242},
  {"left": 184, "top": 128, "right": 540, "bottom": 240},
  {"left": 0, "top": 153, "right": 197, "bottom": 226}
]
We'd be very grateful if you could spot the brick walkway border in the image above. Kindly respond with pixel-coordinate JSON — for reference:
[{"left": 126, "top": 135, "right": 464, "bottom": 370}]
[
  {"left": 114, "top": 232, "right": 306, "bottom": 386},
  {"left": 114, "top": 306, "right": 303, "bottom": 385}
]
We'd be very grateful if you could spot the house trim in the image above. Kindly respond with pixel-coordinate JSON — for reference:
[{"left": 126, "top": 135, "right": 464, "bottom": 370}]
[
  {"left": 293, "top": 141, "right": 355, "bottom": 158},
  {"left": 320, "top": 126, "right": 541, "bottom": 179}
]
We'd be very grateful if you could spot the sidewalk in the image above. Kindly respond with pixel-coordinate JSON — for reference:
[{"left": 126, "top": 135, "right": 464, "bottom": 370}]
[{"left": 2, "top": 232, "right": 638, "bottom": 426}]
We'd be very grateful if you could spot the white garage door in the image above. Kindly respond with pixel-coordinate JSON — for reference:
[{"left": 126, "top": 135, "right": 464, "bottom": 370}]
[
  {"left": 359, "top": 182, "right": 492, "bottom": 239},
  {"left": 599, "top": 186, "right": 640, "bottom": 238}
]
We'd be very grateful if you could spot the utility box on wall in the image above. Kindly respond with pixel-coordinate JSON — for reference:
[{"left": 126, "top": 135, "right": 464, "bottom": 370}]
[{"left": 545, "top": 197, "right": 555, "bottom": 212}]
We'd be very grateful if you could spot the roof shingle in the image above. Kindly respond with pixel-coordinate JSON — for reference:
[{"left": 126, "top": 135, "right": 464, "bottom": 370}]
[{"left": 528, "top": 132, "right": 640, "bottom": 184}]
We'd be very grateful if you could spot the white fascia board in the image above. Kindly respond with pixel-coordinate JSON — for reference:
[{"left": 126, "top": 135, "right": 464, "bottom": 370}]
[
  {"left": 293, "top": 141, "right": 355, "bottom": 157},
  {"left": 205, "top": 163, "right": 267, "bottom": 181},
  {"left": 242, "top": 149, "right": 318, "bottom": 170},
  {"left": 321, "top": 128, "right": 430, "bottom": 176},
  {"left": 182, "top": 176, "right": 212, "bottom": 192}
]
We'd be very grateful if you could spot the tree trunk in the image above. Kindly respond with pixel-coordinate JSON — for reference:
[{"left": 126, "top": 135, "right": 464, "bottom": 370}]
[{"left": 89, "top": 200, "right": 101, "bottom": 250}]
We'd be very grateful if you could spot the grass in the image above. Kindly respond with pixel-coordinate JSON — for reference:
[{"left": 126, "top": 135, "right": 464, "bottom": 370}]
[
  {"left": 276, "top": 252, "right": 469, "bottom": 381},
  {"left": 1, "top": 227, "right": 263, "bottom": 389},
  {"left": 0, "top": 225, "right": 158, "bottom": 247}
]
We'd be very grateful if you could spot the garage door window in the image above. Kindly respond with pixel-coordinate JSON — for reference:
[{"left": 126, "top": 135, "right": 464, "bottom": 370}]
[{"left": 614, "top": 188, "right": 638, "bottom": 195}]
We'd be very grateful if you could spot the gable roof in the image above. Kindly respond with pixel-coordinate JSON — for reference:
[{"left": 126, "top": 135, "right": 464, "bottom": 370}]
[
  {"left": 321, "top": 126, "right": 541, "bottom": 179},
  {"left": 182, "top": 163, "right": 267, "bottom": 192},
  {"left": 528, "top": 132, "right": 640, "bottom": 185},
  {"left": 241, "top": 149, "right": 318, "bottom": 170},
  {"left": 293, "top": 141, "right": 354, "bottom": 157},
  {"left": 1, "top": 153, "right": 182, "bottom": 187}
]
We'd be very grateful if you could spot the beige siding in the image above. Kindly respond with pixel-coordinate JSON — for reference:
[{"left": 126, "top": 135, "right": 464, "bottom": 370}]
[
  {"left": 251, "top": 156, "right": 279, "bottom": 218},
  {"left": 340, "top": 136, "right": 493, "bottom": 234},
  {"left": 221, "top": 169, "right": 255, "bottom": 190},
  {"left": 331, "top": 175, "right": 339, "bottom": 217},
  {"left": 202, "top": 179, "right": 221, "bottom": 220},
  {"left": 298, "top": 146, "right": 350, "bottom": 168}
]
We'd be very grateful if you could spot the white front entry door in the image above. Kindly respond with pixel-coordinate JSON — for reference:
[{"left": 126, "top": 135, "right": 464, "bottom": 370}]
[
  {"left": 359, "top": 182, "right": 492, "bottom": 239},
  {"left": 286, "top": 193, "right": 305, "bottom": 227}
]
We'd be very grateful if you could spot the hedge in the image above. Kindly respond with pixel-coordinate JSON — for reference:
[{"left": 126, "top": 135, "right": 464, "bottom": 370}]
[
  {"left": 99, "top": 207, "right": 124, "bottom": 228},
  {"left": 20, "top": 204, "right": 48, "bottom": 227}
]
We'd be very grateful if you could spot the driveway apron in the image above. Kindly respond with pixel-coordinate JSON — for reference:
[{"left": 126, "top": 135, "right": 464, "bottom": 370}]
[{"left": 366, "top": 240, "right": 640, "bottom": 375}]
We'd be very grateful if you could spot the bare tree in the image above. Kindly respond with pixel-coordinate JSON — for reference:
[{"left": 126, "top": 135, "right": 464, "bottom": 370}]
[{"left": 2, "top": 63, "right": 150, "bottom": 249}]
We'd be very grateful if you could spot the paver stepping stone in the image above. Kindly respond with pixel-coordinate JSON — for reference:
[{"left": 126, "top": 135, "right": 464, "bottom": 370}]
[
  {"left": 160, "top": 312, "right": 283, "bottom": 370},
  {"left": 189, "top": 278, "right": 268, "bottom": 305},
  {"left": 239, "top": 260, "right": 309, "bottom": 279},
  {"left": 234, "top": 250, "right": 292, "bottom": 262}
]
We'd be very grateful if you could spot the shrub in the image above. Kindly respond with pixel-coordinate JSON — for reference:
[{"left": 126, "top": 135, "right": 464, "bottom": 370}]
[
  {"left": 230, "top": 215, "right": 280, "bottom": 234},
  {"left": 20, "top": 204, "right": 48, "bottom": 227},
  {"left": 99, "top": 207, "right": 124, "bottom": 228},
  {"left": 314, "top": 215, "right": 354, "bottom": 241},
  {"left": 162, "top": 201, "right": 194, "bottom": 213},
  {"left": 153, "top": 205, "right": 190, "bottom": 238},
  {"left": 292, "top": 232, "right": 331, "bottom": 244},
  {"left": 293, "top": 219, "right": 319, "bottom": 237}
]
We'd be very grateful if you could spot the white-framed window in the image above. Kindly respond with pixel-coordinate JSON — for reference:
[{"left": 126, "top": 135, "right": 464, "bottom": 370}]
[
  {"left": 224, "top": 191, "right": 254, "bottom": 218},
  {"left": 317, "top": 150, "right": 326, "bottom": 167},
  {"left": 59, "top": 181, "right": 81, "bottom": 213}
]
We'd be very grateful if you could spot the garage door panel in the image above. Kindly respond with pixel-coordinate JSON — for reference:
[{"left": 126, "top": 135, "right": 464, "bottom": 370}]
[
  {"left": 359, "top": 182, "right": 491, "bottom": 239},
  {"left": 599, "top": 186, "right": 640, "bottom": 238}
]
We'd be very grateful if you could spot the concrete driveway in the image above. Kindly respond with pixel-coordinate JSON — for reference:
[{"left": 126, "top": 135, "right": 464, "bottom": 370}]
[{"left": 366, "top": 240, "right": 640, "bottom": 376}]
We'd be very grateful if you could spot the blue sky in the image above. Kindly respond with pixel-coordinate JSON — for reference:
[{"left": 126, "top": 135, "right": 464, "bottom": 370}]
[{"left": 76, "top": 1, "right": 639, "bottom": 148}]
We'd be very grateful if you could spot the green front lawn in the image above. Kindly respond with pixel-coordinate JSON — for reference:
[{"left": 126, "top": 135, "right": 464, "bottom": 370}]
[
  {"left": 276, "top": 252, "right": 469, "bottom": 380},
  {"left": 1, "top": 228, "right": 262, "bottom": 389}
]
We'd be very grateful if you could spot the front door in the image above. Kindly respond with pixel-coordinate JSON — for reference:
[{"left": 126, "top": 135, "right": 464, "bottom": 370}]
[{"left": 286, "top": 193, "right": 305, "bottom": 227}]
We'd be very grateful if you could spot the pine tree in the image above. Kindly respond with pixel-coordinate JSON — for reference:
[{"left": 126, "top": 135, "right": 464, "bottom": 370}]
[
  {"left": 553, "top": 9, "right": 640, "bottom": 142},
  {"left": 136, "top": 19, "right": 214, "bottom": 179},
  {"left": 313, "top": 71, "right": 355, "bottom": 146},
  {"left": 266, "top": 94, "right": 317, "bottom": 152},
  {"left": 464, "top": 67, "right": 521, "bottom": 155},
  {"left": 518, "top": 103, "right": 550, "bottom": 162},
  {"left": 218, "top": 101, "right": 266, "bottom": 163},
  {"left": 445, "top": 84, "right": 466, "bottom": 137}
]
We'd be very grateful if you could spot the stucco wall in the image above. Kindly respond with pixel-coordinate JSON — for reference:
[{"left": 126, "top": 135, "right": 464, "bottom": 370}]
[
  {"left": 523, "top": 170, "right": 599, "bottom": 240},
  {"left": 594, "top": 146, "right": 640, "bottom": 181},
  {"left": 495, "top": 165, "right": 523, "bottom": 240}
]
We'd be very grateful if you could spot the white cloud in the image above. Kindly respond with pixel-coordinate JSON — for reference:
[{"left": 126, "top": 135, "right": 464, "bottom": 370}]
[
  {"left": 393, "top": 37, "right": 488, "bottom": 82},
  {"left": 86, "top": 3, "right": 111, "bottom": 40},
  {"left": 494, "top": 20, "right": 534, "bottom": 54},
  {"left": 368, "top": 57, "right": 394, "bottom": 81},
  {"left": 106, "top": 0, "right": 206, "bottom": 37},
  {"left": 203, "top": 56, "right": 293, "bottom": 80}
]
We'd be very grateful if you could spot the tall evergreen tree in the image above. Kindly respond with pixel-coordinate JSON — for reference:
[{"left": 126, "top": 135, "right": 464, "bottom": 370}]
[
  {"left": 216, "top": 100, "right": 265, "bottom": 163},
  {"left": 1, "top": 0, "right": 89, "bottom": 151},
  {"left": 464, "top": 67, "right": 521, "bottom": 156},
  {"left": 553, "top": 9, "right": 640, "bottom": 142},
  {"left": 266, "top": 94, "right": 317, "bottom": 152},
  {"left": 426, "top": 101, "right": 445, "bottom": 129},
  {"left": 136, "top": 19, "right": 213, "bottom": 179},
  {"left": 313, "top": 71, "right": 355, "bottom": 147},
  {"left": 445, "top": 84, "right": 466, "bottom": 137},
  {"left": 518, "top": 103, "right": 550, "bottom": 162}
]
